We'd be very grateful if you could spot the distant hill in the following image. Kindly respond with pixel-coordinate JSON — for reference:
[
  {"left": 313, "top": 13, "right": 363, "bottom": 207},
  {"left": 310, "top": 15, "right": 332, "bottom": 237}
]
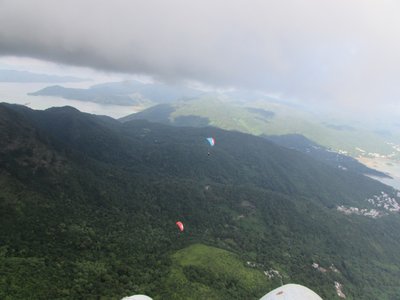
[
  {"left": 1, "top": 103, "right": 400, "bottom": 299},
  {"left": 121, "top": 102, "right": 389, "bottom": 178},
  {"left": 29, "top": 85, "right": 137, "bottom": 105},
  {"left": 29, "top": 80, "right": 204, "bottom": 106},
  {"left": 0, "top": 69, "right": 87, "bottom": 82},
  {"left": 119, "top": 98, "right": 400, "bottom": 159}
]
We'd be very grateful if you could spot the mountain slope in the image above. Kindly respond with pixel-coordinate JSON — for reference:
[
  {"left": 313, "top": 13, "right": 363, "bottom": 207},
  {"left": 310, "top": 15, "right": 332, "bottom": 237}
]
[
  {"left": 120, "top": 101, "right": 388, "bottom": 178},
  {"left": 120, "top": 98, "right": 400, "bottom": 159},
  {"left": 1, "top": 103, "right": 400, "bottom": 299}
]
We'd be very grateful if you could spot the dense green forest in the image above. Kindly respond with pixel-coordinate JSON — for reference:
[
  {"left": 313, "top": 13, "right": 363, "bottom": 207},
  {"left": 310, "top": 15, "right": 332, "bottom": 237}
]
[{"left": 1, "top": 103, "right": 400, "bottom": 299}]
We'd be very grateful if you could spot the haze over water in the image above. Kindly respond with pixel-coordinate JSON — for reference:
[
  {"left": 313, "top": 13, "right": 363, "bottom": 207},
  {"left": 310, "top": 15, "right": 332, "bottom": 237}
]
[{"left": 0, "top": 82, "right": 137, "bottom": 118}]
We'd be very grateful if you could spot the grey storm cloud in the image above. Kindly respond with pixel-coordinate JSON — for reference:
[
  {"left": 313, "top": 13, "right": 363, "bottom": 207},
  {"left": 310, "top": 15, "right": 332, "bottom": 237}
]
[{"left": 1, "top": 0, "right": 400, "bottom": 106}]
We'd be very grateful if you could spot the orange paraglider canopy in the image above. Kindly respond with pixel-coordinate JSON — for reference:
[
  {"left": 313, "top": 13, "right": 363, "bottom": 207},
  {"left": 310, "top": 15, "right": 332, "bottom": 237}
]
[{"left": 176, "top": 221, "right": 184, "bottom": 232}]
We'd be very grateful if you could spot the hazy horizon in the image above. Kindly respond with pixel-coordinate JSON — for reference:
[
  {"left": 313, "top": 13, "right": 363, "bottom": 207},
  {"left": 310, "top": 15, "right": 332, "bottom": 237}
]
[{"left": 1, "top": 0, "right": 400, "bottom": 118}]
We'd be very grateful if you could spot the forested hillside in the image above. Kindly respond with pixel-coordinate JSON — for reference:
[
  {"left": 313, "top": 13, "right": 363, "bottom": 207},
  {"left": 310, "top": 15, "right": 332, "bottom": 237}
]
[{"left": 1, "top": 103, "right": 400, "bottom": 299}]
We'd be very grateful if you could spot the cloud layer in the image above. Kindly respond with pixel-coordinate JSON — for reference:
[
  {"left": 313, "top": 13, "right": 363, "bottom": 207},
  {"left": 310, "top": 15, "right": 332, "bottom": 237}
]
[{"left": 1, "top": 0, "right": 400, "bottom": 107}]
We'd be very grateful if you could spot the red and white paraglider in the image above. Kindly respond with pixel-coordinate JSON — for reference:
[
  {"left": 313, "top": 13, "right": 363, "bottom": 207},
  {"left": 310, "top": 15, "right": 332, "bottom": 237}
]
[{"left": 176, "top": 221, "right": 184, "bottom": 232}]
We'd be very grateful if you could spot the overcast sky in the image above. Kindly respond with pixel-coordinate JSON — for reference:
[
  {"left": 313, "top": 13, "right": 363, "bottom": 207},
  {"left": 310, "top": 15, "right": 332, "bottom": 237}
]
[{"left": 1, "top": 0, "right": 400, "bottom": 111}]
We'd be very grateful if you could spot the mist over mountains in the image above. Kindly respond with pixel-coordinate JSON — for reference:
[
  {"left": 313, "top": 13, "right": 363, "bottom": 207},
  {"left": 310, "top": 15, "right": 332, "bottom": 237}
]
[{"left": 2, "top": 1, "right": 400, "bottom": 299}]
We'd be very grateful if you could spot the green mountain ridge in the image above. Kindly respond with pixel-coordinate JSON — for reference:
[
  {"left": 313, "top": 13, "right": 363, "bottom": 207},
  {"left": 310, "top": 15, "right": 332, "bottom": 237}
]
[{"left": 1, "top": 103, "right": 400, "bottom": 299}]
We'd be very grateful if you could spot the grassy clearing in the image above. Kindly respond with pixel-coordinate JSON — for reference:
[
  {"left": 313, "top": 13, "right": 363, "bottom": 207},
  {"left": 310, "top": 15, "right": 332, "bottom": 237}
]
[{"left": 160, "top": 243, "right": 270, "bottom": 300}]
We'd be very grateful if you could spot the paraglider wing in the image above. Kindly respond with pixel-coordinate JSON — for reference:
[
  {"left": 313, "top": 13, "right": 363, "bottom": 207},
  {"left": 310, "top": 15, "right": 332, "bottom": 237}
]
[
  {"left": 176, "top": 221, "right": 184, "bottom": 232},
  {"left": 121, "top": 295, "right": 153, "bottom": 300},
  {"left": 206, "top": 137, "right": 215, "bottom": 146},
  {"left": 259, "top": 284, "right": 322, "bottom": 300}
]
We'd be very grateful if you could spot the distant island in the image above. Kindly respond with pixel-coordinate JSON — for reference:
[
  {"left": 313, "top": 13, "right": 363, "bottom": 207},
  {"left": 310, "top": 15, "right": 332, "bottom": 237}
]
[
  {"left": 0, "top": 69, "right": 87, "bottom": 83},
  {"left": 28, "top": 85, "right": 137, "bottom": 106},
  {"left": 28, "top": 80, "right": 204, "bottom": 106}
]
